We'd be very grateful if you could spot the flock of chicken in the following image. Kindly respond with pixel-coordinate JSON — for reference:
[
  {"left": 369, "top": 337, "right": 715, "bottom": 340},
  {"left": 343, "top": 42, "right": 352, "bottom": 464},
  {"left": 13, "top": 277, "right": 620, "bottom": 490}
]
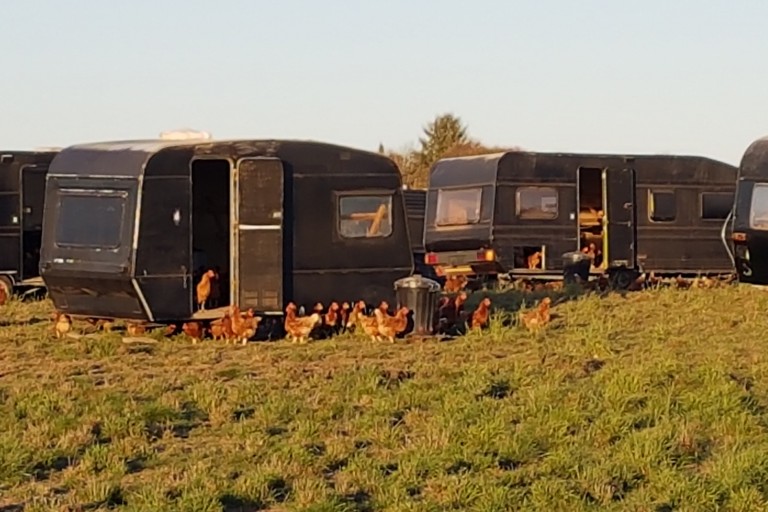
[{"left": 44, "top": 265, "right": 570, "bottom": 343}]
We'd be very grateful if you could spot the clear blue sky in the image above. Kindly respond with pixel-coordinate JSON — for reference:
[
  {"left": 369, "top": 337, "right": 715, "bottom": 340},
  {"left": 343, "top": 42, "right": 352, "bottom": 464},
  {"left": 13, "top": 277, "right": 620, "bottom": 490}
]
[{"left": 2, "top": 0, "right": 767, "bottom": 165}]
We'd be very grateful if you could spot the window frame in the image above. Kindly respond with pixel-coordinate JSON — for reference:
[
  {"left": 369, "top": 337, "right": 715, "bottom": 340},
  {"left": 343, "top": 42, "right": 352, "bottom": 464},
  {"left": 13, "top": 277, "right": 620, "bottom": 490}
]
[
  {"left": 700, "top": 191, "right": 734, "bottom": 221},
  {"left": 435, "top": 187, "right": 483, "bottom": 227},
  {"left": 54, "top": 188, "right": 128, "bottom": 250},
  {"left": 750, "top": 183, "right": 768, "bottom": 231},
  {"left": 648, "top": 189, "right": 677, "bottom": 223},
  {"left": 515, "top": 186, "right": 559, "bottom": 220},
  {"left": 336, "top": 192, "right": 394, "bottom": 240}
]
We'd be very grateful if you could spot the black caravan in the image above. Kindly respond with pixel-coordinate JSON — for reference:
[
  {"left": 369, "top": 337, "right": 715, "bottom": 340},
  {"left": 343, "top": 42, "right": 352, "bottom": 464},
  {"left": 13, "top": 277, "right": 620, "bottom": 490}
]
[
  {"left": 0, "top": 150, "right": 57, "bottom": 295},
  {"left": 730, "top": 136, "right": 768, "bottom": 284},
  {"left": 424, "top": 151, "right": 737, "bottom": 282},
  {"left": 40, "top": 139, "right": 414, "bottom": 321}
]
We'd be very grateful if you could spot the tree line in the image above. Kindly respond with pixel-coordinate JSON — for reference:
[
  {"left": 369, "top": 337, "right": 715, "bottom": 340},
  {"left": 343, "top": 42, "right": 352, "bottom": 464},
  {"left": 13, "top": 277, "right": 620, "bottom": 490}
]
[{"left": 377, "top": 113, "right": 523, "bottom": 188}]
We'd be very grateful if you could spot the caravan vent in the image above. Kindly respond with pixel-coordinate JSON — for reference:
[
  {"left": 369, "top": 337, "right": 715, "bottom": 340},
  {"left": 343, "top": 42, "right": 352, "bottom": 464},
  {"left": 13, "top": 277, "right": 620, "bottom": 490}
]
[{"left": 159, "top": 129, "right": 212, "bottom": 141}]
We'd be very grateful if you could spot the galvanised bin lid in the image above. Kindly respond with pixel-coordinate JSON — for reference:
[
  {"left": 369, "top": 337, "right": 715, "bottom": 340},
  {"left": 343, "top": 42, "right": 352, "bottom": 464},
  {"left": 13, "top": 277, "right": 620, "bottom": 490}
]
[{"left": 394, "top": 274, "right": 441, "bottom": 291}]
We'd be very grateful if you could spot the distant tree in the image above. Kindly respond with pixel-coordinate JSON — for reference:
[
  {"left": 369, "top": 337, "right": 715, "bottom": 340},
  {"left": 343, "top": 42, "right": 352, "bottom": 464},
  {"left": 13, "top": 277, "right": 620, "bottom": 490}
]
[
  {"left": 385, "top": 145, "right": 423, "bottom": 188},
  {"left": 417, "top": 113, "right": 470, "bottom": 168},
  {"left": 381, "top": 113, "right": 524, "bottom": 188}
]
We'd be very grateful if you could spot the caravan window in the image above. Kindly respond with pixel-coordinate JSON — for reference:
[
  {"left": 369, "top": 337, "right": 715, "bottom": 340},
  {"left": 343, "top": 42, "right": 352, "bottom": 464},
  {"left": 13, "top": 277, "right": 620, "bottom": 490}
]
[
  {"left": 649, "top": 190, "right": 676, "bottom": 222},
  {"left": 55, "top": 190, "right": 127, "bottom": 249},
  {"left": 516, "top": 187, "right": 558, "bottom": 220},
  {"left": 338, "top": 195, "right": 393, "bottom": 238},
  {"left": 750, "top": 184, "right": 768, "bottom": 230},
  {"left": 701, "top": 192, "right": 733, "bottom": 220},
  {"left": 436, "top": 188, "right": 482, "bottom": 226}
]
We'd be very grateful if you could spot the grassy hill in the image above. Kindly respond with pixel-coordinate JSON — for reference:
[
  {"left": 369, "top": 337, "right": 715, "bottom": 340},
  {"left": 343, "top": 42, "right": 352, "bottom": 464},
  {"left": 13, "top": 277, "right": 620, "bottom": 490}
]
[{"left": 2, "top": 285, "right": 768, "bottom": 511}]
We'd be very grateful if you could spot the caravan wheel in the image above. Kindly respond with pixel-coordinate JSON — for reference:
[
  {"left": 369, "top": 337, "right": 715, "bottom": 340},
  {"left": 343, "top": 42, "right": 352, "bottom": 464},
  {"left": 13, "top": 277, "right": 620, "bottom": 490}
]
[{"left": 609, "top": 269, "right": 637, "bottom": 290}]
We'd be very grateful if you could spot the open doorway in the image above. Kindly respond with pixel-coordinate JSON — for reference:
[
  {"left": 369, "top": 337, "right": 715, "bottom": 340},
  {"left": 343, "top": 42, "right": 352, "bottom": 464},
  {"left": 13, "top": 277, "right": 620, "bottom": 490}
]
[
  {"left": 577, "top": 167, "right": 605, "bottom": 269},
  {"left": 191, "top": 159, "right": 231, "bottom": 308}
]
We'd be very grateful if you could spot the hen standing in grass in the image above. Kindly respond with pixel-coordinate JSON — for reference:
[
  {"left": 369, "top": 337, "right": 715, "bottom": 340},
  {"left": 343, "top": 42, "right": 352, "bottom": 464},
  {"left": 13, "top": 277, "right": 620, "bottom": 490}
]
[
  {"left": 344, "top": 301, "right": 367, "bottom": 333},
  {"left": 520, "top": 297, "right": 552, "bottom": 333},
  {"left": 374, "top": 306, "right": 410, "bottom": 343},
  {"left": 469, "top": 297, "right": 492, "bottom": 330},
  {"left": 182, "top": 321, "right": 204, "bottom": 344},
  {"left": 284, "top": 302, "right": 322, "bottom": 344},
  {"left": 53, "top": 311, "right": 72, "bottom": 339},
  {"left": 210, "top": 313, "right": 233, "bottom": 342}
]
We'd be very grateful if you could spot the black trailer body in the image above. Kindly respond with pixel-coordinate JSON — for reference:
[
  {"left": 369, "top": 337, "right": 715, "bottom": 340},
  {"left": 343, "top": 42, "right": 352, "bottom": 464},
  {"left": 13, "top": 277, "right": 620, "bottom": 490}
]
[
  {"left": 730, "top": 136, "right": 768, "bottom": 284},
  {"left": 40, "top": 139, "right": 414, "bottom": 321},
  {"left": 423, "top": 151, "right": 737, "bottom": 279},
  {"left": 0, "top": 150, "right": 57, "bottom": 294}
]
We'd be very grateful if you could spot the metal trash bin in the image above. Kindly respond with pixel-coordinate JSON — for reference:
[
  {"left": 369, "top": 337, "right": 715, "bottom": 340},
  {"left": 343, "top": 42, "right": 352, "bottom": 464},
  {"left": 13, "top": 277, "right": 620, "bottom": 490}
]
[
  {"left": 562, "top": 251, "right": 591, "bottom": 284},
  {"left": 394, "top": 275, "right": 441, "bottom": 336}
]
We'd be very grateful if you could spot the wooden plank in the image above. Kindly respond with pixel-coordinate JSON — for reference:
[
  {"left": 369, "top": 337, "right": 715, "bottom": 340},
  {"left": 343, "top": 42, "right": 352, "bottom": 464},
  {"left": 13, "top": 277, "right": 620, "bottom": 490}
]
[{"left": 190, "top": 306, "right": 229, "bottom": 320}]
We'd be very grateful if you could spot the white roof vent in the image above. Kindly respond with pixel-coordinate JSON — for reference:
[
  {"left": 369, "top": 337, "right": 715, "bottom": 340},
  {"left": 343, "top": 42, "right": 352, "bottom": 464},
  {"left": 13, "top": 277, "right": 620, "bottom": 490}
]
[{"left": 159, "top": 129, "right": 212, "bottom": 141}]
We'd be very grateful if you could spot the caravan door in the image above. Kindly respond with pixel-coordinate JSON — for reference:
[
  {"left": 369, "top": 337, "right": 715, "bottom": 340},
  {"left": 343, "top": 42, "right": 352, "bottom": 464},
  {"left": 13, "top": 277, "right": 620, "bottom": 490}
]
[
  {"left": 603, "top": 167, "right": 637, "bottom": 269},
  {"left": 20, "top": 164, "right": 48, "bottom": 279},
  {"left": 233, "top": 157, "right": 284, "bottom": 313}
]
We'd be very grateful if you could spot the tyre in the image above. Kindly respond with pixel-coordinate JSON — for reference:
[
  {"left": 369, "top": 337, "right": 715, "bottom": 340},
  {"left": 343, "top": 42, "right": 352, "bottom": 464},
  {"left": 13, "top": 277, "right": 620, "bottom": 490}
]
[{"left": 609, "top": 269, "right": 638, "bottom": 290}]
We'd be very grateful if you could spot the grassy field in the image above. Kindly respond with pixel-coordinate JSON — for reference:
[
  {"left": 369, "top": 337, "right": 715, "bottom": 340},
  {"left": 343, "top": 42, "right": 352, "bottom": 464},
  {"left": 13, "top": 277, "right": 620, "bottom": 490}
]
[{"left": 3, "top": 285, "right": 768, "bottom": 511}]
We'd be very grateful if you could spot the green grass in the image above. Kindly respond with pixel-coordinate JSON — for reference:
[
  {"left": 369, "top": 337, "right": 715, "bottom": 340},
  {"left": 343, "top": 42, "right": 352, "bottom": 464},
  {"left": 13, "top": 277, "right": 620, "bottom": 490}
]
[{"left": 3, "top": 285, "right": 768, "bottom": 511}]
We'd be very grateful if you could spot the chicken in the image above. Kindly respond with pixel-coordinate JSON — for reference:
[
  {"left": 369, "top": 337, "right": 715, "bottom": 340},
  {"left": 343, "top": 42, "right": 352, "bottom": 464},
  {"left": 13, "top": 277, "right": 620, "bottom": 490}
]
[
  {"left": 182, "top": 321, "right": 205, "bottom": 344},
  {"left": 312, "top": 302, "right": 324, "bottom": 315},
  {"left": 53, "top": 311, "right": 72, "bottom": 339},
  {"left": 86, "top": 318, "right": 114, "bottom": 333},
  {"left": 674, "top": 275, "right": 691, "bottom": 290},
  {"left": 323, "top": 302, "right": 341, "bottom": 336},
  {"left": 545, "top": 281, "right": 564, "bottom": 291},
  {"left": 469, "top": 297, "right": 492, "bottom": 330},
  {"left": 443, "top": 274, "right": 468, "bottom": 294},
  {"left": 436, "top": 292, "right": 468, "bottom": 334},
  {"left": 647, "top": 271, "right": 663, "bottom": 288},
  {"left": 234, "top": 308, "right": 261, "bottom": 345},
  {"left": 375, "top": 306, "right": 410, "bottom": 343},
  {"left": 519, "top": 297, "right": 552, "bottom": 333},
  {"left": 284, "top": 302, "right": 321, "bottom": 343},
  {"left": 345, "top": 301, "right": 367, "bottom": 332},
  {"left": 339, "top": 302, "right": 351, "bottom": 332},
  {"left": 527, "top": 251, "right": 542, "bottom": 270},
  {"left": 125, "top": 321, "right": 147, "bottom": 337},
  {"left": 359, "top": 312, "right": 382, "bottom": 342},
  {"left": 196, "top": 269, "right": 216, "bottom": 311},
  {"left": 582, "top": 243, "right": 596, "bottom": 261},
  {"left": 210, "top": 313, "right": 233, "bottom": 341},
  {"left": 433, "top": 296, "right": 451, "bottom": 332},
  {"left": 0, "top": 284, "right": 7, "bottom": 306},
  {"left": 229, "top": 305, "right": 245, "bottom": 341}
]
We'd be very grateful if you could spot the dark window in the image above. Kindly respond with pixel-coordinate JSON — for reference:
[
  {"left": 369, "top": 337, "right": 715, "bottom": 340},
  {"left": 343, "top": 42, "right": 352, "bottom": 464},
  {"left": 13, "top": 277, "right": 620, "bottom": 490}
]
[
  {"left": 516, "top": 187, "right": 558, "bottom": 219},
  {"left": 701, "top": 192, "right": 733, "bottom": 220},
  {"left": 436, "top": 188, "right": 482, "bottom": 226},
  {"left": 649, "top": 190, "right": 676, "bottom": 222},
  {"left": 338, "top": 195, "right": 393, "bottom": 238},
  {"left": 750, "top": 184, "right": 768, "bottom": 230},
  {"left": 55, "top": 190, "right": 127, "bottom": 249}
]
